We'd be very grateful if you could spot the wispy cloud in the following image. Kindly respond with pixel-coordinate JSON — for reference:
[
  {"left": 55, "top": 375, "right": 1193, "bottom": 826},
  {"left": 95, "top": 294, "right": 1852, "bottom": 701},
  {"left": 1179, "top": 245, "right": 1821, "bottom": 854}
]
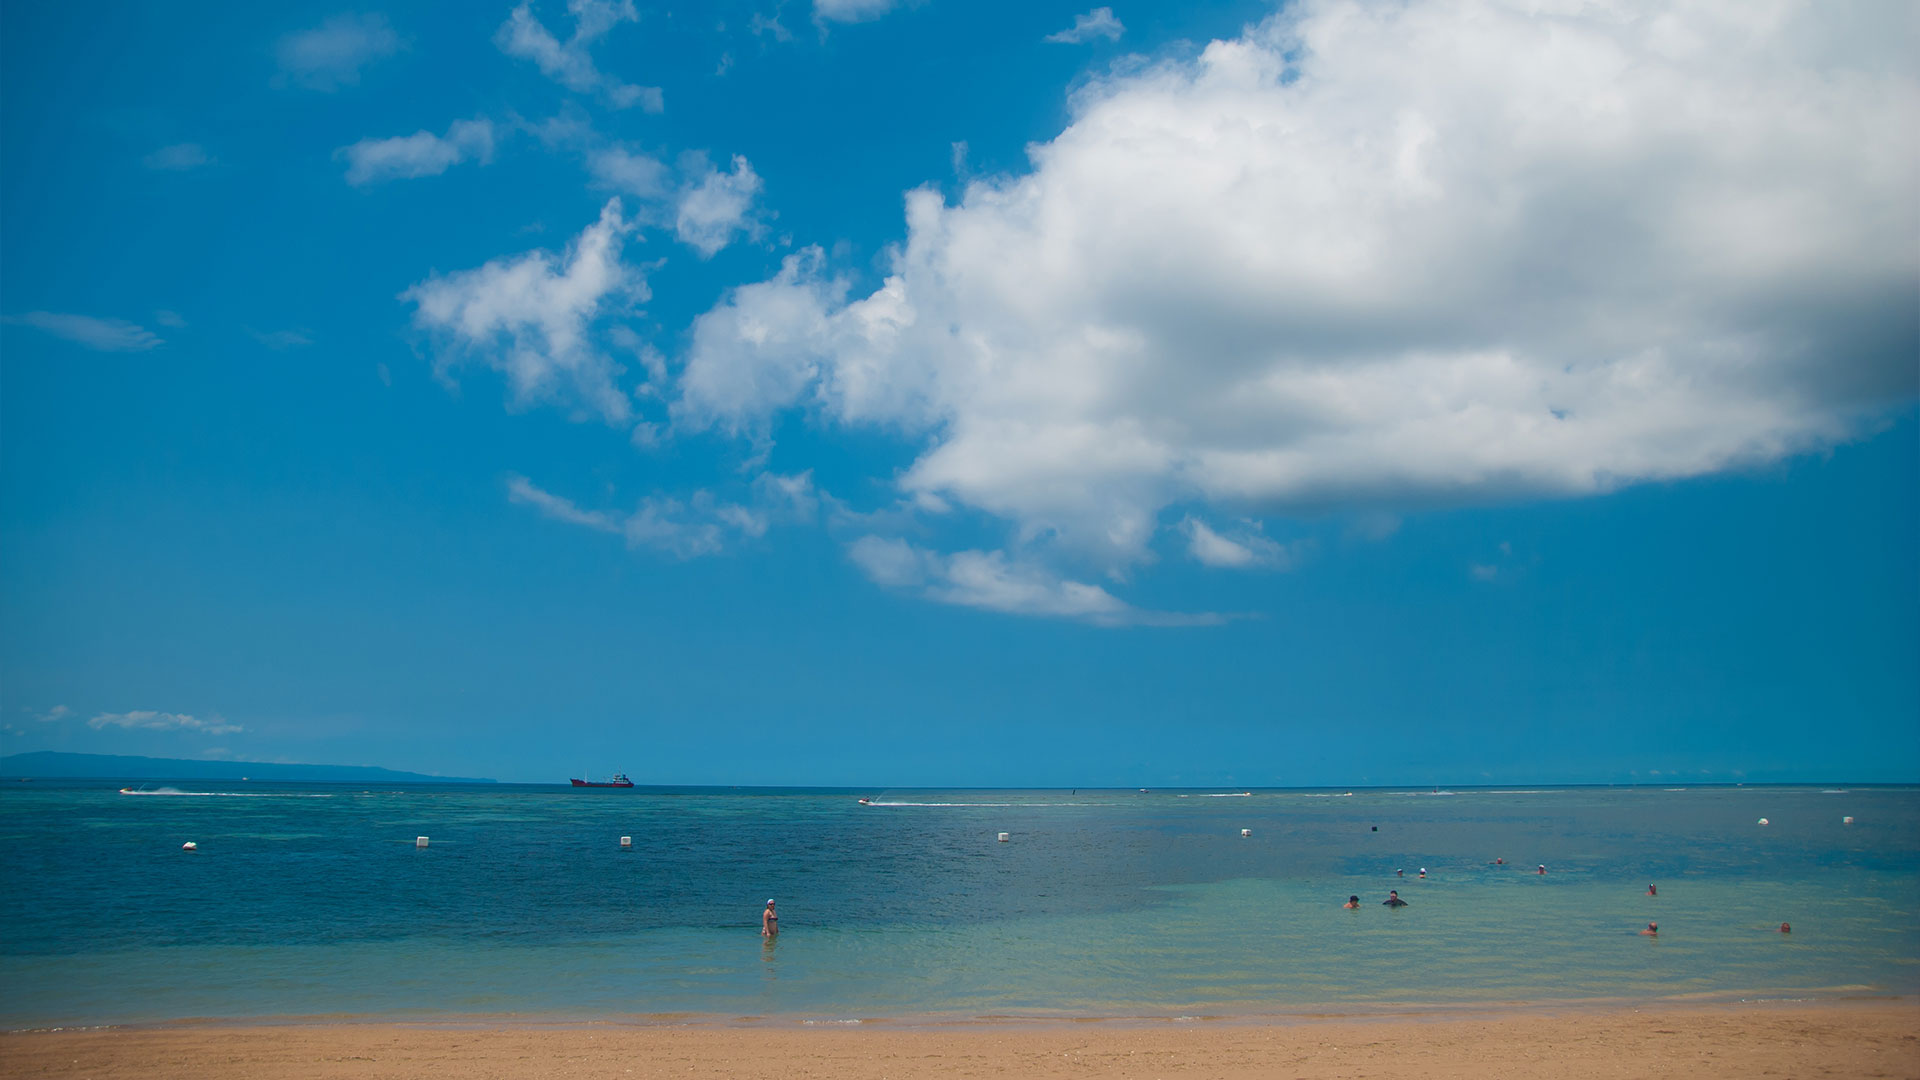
[
  {"left": 1045, "top": 7, "right": 1124, "bottom": 43},
  {"left": 3, "top": 312, "right": 163, "bottom": 352},
  {"left": 675, "top": 154, "right": 763, "bottom": 257},
  {"left": 496, "top": 0, "right": 662, "bottom": 111},
  {"left": 404, "top": 199, "right": 643, "bottom": 424},
  {"left": 509, "top": 471, "right": 818, "bottom": 558},
  {"left": 507, "top": 473, "right": 619, "bottom": 532},
  {"left": 248, "top": 328, "right": 315, "bottom": 350},
  {"left": 275, "top": 13, "right": 403, "bottom": 91},
  {"left": 587, "top": 146, "right": 670, "bottom": 199},
  {"left": 338, "top": 118, "right": 496, "bottom": 186},
  {"left": 812, "top": 0, "right": 900, "bottom": 25},
  {"left": 1182, "top": 517, "right": 1303, "bottom": 570},
  {"left": 88, "top": 710, "right": 243, "bottom": 736},
  {"left": 143, "top": 143, "right": 211, "bottom": 171},
  {"left": 848, "top": 537, "right": 1223, "bottom": 627}
]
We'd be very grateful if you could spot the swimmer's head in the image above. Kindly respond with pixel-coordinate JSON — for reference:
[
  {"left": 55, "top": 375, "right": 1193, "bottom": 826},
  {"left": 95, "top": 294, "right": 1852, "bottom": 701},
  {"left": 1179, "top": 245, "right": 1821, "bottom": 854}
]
[
  {"left": 767, "top": 899, "right": 775, "bottom": 906},
  {"left": 1780, "top": 922, "right": 1791, "bottom": 933},
  {"left": 1349, "top": 896, "right": 1359, "bottom": 903},
  {"left": 1389, "top": 890, "right": 1400, "bottom": 897}
]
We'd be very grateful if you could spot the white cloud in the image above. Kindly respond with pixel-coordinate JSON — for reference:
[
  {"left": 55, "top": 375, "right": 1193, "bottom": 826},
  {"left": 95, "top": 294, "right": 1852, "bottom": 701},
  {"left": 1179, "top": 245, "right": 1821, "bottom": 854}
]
[
  {"left": 497, "top": 0, "right": 663, "bottom": 111},
  {"left": 4, "top": 312, "right": 162, "bottom": 352},
  {"left": 848, "top": 537, "right": 1221, "bottom": 626},
  {"left": 507, "top": 471, "right": 818, "bottom": 557},
  {"left": 1045, "top": 7, "right": 1124, "bottom": 44},
  {"left": 154, "top": 310, "right": 188, "bottom": 329},
  {"left": 88, "top": 710, "right": 243, "bottom": 736},
  {"left": 36, "top": 705, "right": 70, "bottom": 724},
  {"left": 813, "top": 0, "right": 899, "bottom": 24},
  {"left": 588, "top": 146, "right": 669, "bottom": 198},
  {"left": 144, "top": 143, "right": 211, "bottom": 171},
  {"left": 1469, "top": 563, "right": 1499, "bottom": 582},
  {"left": 404, "top": 199, "right": 643, "bottom": 424},
  {"left": 507, "top": 473, "right": 619, "bottom": 531},
  {"left": 1182, "top": 517, "right": 1300, "bottom": 570},
  {"left": 276, "top": 13, "right": 403, "bottom": 91},
  {"left": 338, "top": 118, "right": 496, "bottom": 186},
  {"left": 675, "top": 0, "right": 1919, "bottom": 578},
  {"left": 675, "top": 155, "right": 764, "bottom": 257}
]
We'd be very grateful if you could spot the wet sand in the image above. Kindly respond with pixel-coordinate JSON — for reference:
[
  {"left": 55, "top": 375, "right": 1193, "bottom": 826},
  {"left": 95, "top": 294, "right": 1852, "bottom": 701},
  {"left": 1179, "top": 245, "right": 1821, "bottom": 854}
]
[{"left": 3, "top": 1001, "right": 1915, "bottom": 1079}]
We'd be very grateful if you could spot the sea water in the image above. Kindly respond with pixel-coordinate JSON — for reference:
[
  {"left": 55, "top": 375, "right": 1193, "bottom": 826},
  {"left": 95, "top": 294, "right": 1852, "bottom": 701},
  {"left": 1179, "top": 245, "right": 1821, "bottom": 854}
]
[{"left": 1, "top": 782, "right": 1914, "bottom": 1025}]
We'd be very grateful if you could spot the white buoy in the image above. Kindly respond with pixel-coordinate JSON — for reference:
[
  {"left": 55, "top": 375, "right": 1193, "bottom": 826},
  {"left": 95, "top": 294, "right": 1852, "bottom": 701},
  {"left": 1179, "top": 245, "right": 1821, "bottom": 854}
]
[
  {"left": 997, "top": 832, "right": 1010, "bottom": 843},
  {"left": 1757, "top": 818, "right": 1769, "bottom": 826},
  {"left": 181, "top": 841, "right": 197, "bottom": 851},
  {"left": 1844, "top": 816, "right": 1855, "bottom": 825},
  {"left": 416, "top": 835, "right": 430, "bottom": 848},
  {"left": 1241, "top": 828, "right": 1252, "bottom": 837},
  {"left": 620, "top": 835, "right": 632, "bottom": 849}
]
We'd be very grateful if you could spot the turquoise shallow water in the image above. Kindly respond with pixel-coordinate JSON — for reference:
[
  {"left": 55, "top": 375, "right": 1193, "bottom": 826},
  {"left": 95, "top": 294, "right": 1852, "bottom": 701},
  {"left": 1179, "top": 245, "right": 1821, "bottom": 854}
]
[{"left": 1, "top": 781, "right": 1914, "bottom": 1024}]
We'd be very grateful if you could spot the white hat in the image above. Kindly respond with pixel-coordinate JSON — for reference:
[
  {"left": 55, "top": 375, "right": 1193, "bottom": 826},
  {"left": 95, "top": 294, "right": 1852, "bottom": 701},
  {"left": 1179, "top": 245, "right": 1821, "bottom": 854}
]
[{"left": 767, "top": 898, "right": 775, "bottom": 904}]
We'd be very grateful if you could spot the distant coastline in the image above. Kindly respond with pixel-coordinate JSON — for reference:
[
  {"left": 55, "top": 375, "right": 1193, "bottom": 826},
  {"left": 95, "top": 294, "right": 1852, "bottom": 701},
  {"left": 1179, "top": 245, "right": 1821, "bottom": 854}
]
[{"left": 0, "top": 750, "right": 494, "bottom": 785}]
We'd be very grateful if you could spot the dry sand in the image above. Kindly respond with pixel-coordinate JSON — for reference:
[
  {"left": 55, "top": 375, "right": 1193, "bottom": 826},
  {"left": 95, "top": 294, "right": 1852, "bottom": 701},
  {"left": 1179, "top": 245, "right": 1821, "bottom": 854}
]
[{"left": 4, "top": 1002, "right": 1916, "bottom": 1079}]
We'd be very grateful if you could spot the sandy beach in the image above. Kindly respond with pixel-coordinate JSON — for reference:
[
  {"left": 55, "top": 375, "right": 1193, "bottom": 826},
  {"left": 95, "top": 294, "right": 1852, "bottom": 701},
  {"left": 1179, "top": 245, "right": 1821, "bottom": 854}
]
[{"left": 4, "top": 1002, "right": 1915, "bottom": 1079}]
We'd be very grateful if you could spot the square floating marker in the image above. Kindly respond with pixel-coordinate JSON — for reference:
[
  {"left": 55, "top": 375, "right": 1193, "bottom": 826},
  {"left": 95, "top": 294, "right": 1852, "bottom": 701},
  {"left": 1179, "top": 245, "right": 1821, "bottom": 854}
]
[
  {"left": 415, "top": 836, "right": 429, "bottom": 848},
  {"left": 997, "top": 832, "right": 1010, "bottom": 842},
  {"left": 1241, "top": 829, "right": 1252, "bottom": 837},
  {"left": 620, "top": 836, "right": 632, "bottom": 848}
]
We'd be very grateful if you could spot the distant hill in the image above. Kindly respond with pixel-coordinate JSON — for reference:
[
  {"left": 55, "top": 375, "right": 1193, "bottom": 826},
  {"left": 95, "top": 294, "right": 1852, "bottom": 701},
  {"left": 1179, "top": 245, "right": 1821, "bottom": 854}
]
[{"left": 0, "top": 751, "right": 495, "bottom": 784}]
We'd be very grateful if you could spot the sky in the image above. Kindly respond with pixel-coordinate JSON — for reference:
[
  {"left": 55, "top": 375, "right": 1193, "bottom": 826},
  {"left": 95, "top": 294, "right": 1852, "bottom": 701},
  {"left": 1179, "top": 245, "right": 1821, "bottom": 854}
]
[{"left": 1, "top": 0, "right": 1916, "bottom": 787}]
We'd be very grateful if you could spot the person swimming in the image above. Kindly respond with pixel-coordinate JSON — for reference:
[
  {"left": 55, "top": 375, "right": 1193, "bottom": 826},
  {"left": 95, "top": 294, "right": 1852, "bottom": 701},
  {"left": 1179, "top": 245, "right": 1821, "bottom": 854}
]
[
  {"left": 1647, "top": 884, "right": 1657, "bottom": 896},
  {"left": 1396, "top": 868, "right": 1404, "bottom": 877},
  {"left": 1640, "top": 922, "right": 1658, "bottom": 936},
  {"left": 1418, "top": 868, "right": 1427, "bottom": 878},
  {"left": 1343, "top": 895, "right": 1360, "bottom": 909},
  {"left": 1383, "top": 890, "right": 1408, "bottom": 907},
  {"left": 1780, "top": 922, "right": 1791, "bottom": 933},
  {"left": 1537, "top": 864, "right": 1547, "bottom": 874}
]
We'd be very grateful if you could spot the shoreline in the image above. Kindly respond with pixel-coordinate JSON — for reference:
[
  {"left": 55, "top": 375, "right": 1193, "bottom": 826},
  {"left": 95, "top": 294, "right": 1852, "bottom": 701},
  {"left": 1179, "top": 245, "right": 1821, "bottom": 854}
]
[
  {"left": 8, "top": 990, "right": 1914, "bottom": 1034},
  {"left": 3, "top": 1000, "right": 1915, "bottom": 1079}
]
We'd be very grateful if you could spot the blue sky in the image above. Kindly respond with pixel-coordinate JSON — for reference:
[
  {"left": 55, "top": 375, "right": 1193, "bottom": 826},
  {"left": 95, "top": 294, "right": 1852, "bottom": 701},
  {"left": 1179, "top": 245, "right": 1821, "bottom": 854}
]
[{"left": 2, "top": 0, "right": 1915, "bottom": 786}]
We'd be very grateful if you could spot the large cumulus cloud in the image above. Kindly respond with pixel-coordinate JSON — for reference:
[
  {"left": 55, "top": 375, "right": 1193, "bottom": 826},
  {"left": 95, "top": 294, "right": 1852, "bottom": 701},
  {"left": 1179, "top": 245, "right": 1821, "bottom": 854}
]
[{"left": 677, "top": 0, "right": 1918, "bottom": 570}]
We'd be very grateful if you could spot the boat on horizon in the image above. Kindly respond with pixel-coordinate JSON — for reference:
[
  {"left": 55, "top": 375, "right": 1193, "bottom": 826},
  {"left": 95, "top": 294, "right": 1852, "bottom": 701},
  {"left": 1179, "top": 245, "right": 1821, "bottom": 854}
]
[{"left": 570, "top": 774, "right": 634, "bottom": 788}]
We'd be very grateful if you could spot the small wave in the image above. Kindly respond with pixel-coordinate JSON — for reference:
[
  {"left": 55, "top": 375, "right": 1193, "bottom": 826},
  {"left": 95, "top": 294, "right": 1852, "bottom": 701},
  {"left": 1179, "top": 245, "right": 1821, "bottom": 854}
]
[
  {"left": 1298, "top": 792, "right": 1355, "bottom": 798},
  {"left": 1198, "top": 792, "right": 1253, "bottom": 798},
  {"left": 119, "top": 788, "right": 333, "bottom": 798},
  {"left": 1821, "top": 790, "right": 1849, "bottom": 794},
  {"left": 864, "top": 795, "right": 1090, "bottom": 803}
]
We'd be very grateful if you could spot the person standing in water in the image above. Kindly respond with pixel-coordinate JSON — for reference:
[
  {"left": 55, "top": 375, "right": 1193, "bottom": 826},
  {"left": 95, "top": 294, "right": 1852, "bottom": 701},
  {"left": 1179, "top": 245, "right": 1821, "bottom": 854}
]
[
  {"left": 762, "top": 899, "right": 778, "bottom": 938},
  {"left": 1384, "top": 890, "right": 1408, "bottom": 907},
  {"left": 1343, "top": 895, "right": 1361, "bottom": 909},
  {"left": 1640, "top": 922, "right": 1658, "bottom": 936}
]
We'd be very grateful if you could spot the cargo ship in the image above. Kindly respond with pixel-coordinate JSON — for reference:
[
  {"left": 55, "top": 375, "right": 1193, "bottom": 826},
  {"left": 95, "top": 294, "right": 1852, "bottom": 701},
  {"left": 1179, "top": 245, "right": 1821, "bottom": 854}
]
[{"left": 570, "top": 773, "right": 634, "bottom": 788}]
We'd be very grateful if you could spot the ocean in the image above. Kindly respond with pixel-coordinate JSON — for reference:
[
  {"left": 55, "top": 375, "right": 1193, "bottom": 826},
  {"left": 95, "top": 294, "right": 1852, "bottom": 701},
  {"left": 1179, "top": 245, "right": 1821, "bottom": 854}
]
[{"left": 1, "top": 781, "right": 1914, "bottom": 1026}]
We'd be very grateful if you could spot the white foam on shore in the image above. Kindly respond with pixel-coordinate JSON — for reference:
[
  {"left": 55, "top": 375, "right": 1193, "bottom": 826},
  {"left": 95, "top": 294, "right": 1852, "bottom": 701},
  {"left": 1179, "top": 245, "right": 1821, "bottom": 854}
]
[
  {"left": 860, "top": 795, "right": 1098, "bottom": 803},
  {"left": 119, "top": 788, "right": 334, "bottom": 798}
]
